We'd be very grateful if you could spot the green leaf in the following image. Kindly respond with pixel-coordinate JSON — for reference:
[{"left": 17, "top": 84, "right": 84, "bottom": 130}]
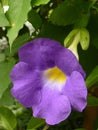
[
  {"left": 0, "top": 106, "right": 17, "bottom": 130},
  {"left": 74, "top": 11, "right": 90, "bottom": 28},
  {"left": 32, "top": 0, "right": 50, "bottom": 6},
  {"left": 27, "top": 117, "right": 45, "bottom": 130},
  {"left": 50, "top": 0, "right": 87, "bottom": 26},
  {"left": 86, "top": 66, "right": 98, "bottom": 88},
  {"left": 1, "top": 0, "right": 8, "bottom": 5},
  {"left": 5, "top": 33, "right": 31, "bottom": 56},
  {"left": 87, "top": 96, "right": 98, "bottom": 106},
  {"left": 6, "top": 0, "right": 31, "bottom": 48},
  {"left": 38, "top": 21, "right": 71, "bottom": 44},
  {"left": 0, "top": 58, "right": 15, "bottom": 98},
  {"left": 28, "top": 9, "right": 42, "bottom": 29},
  {"left": 0, "top": 3, "right": 10, "bottom": 27},
  {"left": 0, "top": 85, "right": 14, "bottom": 106},
  {"left": 12, "top": 33, "right": 31, "bottom": 55},
  {"left": 0, "top": 53, "right": 6, "bottom": 62},
  {"left": 64, "top": 29, "right": 79, "bottom": 47},
  {"left": 80, "top": 28, "right": 90, "bottom": 50},
  {"left": 87, "top": 12, "right": 98, "bottom": 49}
]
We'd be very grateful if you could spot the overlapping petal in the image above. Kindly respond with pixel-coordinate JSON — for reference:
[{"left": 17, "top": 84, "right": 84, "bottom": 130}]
[
  {"left": 33, "top": 87, "right": 71, "bottom": 125},
  {"left": 19, "top": 38, "right": 62, "bottom": 70},
  {"left": 55, "top": 48, "right": 86, "bottom": 78},
  {"left": 63, "top": 71, "right": 87, "bottom": 111},
  {"left": 19, "top": 38, "right": 86, "bottom": 77},
  {"left": 10, "top": 38, "right": 87, "bottom": 125},
  {"left": 10, "top": 62, "right": 42, "bottom": 107}
]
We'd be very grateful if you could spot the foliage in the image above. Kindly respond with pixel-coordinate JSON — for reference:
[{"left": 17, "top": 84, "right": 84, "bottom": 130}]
[{"left": 0, "top": 0, "right": 98, "bottom": 129}]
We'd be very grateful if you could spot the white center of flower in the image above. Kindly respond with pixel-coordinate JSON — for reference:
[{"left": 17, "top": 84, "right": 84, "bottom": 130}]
[{"left": 43, "top": 67, "right": 66, "bottom": 90}]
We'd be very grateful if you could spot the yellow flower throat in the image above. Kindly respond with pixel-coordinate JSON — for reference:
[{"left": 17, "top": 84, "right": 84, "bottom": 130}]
[{"left": 45, "top": 67, "right": 66, "bottom": 83}]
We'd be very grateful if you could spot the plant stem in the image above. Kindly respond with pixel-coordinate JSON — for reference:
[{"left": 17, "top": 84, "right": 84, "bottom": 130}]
[{"left": 42, "top": 124, "right": 50, "bottom": 130}]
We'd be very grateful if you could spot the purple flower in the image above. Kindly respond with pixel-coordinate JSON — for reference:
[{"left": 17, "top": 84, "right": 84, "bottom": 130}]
[{"left": 10, "top": 38, "right": 87, "bottom": 125}]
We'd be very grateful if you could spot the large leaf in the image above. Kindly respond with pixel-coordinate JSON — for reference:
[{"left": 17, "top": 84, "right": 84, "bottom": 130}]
[
  {"left": 38, "top": 21, "right": 71, "bottom": 44},
  {"left": 0, "top": 85, "right": 14, "bottom": 106},
  {"left": 87, "top": 12, "right": 98, "bottom": 49},
  {"left": 86, "top": 66, "right": 98, "bottom": 88},
  {"left": 50, "top": 0, "right": 90, "bottom": 26},
  {"left": 5, "top": 33, "right": 31, "bottom": 56},
  {"left": 0, "top": 58, "right": 15, "bottom": 98},
  {"left": 0, "top": 106, "right": 17, "bottom": 130},
  {"left": 27, "top": 117, "right": 45, "bottom": 130},
  {"left": 28, "top": 9, "right": 42, "bottom": 29},
  {"left": 79, "top": 43, "right": 98, "bottom": 76},
  {"left": 6, "top": 0, "right": 31, "bottom": 48},
  {"left": 32, "top": 0, "right": 50, "bottom": 6},
  {"left": 0, "top": 3, "right": 10, "bottom": 27}
]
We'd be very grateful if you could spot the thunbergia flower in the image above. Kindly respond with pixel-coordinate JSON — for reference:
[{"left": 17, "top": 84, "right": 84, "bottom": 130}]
[{"left": 10, "top": 38, "right": 87, "bottom": 125}]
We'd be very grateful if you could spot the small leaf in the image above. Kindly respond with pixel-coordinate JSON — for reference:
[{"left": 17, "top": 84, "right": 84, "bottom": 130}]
[
  {"left": 27, "top": 117, "right": 45, "bottom": 130},
  {"left": 0, "top": 106, "right": 17, "bottom": 130},
  {"left": 86, "top": 66, "right": 98, "bottom": 88},
  {"left": 80, "top": 28, "right": 90, "bottom": 50},
  {"left": 0, "top": 3, "right": 10, "bottom": 27},
  {"left": 64, "top": 29, "right": 79, "bottom": 47},
  {"left": 87, "top": 96, "right": 98, "bottom": 106},
  {"left": 6, "top": 0, "right": 31, "bottom": 48},
  {"left": 32, "top": 0, "right": 50, "bottom": 6},
  {"left": 0, "top": 58, "right": 15, "bottom": 98}
]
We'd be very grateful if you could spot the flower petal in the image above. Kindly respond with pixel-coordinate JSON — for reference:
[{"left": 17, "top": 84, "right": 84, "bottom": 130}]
[
  {"left": 33, "top": 87, "right": 71, "bottom": 125},
  {"left": 63, "top": 71, "right": 87, "bottom": 112},
  {"left": 55, "top": 48, "right": 86, "bottom": 78},
  {"left": 10, "top": 62, "right": 42, "bottom": 107},
  {"left": 19, "top": 38, "right": 62, "bottom": 70}
]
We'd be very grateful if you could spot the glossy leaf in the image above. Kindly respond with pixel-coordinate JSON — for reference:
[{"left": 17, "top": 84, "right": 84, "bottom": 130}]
[
  {"left": 0, "top": 3, "right": 10, "bottom": 27},
  {"left": 0, "top": 106, "right": 17, "bottom": 130},
  {"left": 6, "top": 0, "right": 31, "bottom": 48}
]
